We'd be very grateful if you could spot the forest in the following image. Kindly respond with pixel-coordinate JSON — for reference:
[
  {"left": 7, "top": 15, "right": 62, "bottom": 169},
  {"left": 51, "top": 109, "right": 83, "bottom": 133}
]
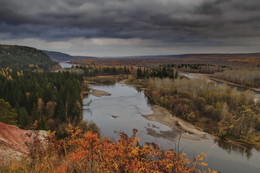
[
  {"left": 135, "top": 77, "right": 260, "bottom": 146},
  {"left": 0, "top": 68, "right": 83, "bottom": 135},
  {"left": 78, "top": 65, "right": 178, "bottom": 79},
  {"left": 164, "top": 63, "right": 230, "bottom": 74},
  {"left": 136, "top": 66, "right": 178, "bottom": 79},
  {"left": 79, "top": 65, "right": 131, "bottom": 76}
]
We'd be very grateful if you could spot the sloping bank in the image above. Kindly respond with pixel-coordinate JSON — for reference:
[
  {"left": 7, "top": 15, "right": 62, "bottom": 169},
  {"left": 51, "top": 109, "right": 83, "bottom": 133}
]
[
  {"left": 0, "top": 122, "right": 49, "bottom": 164},
  {"left": 143, "top": 105, "right": 206, "bottom": 136}
]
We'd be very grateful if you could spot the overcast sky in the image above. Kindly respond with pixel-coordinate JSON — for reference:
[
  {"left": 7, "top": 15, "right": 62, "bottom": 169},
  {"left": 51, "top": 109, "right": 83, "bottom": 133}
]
[{"left": 1, "top": 0, "right": 260, "bottom": 57}]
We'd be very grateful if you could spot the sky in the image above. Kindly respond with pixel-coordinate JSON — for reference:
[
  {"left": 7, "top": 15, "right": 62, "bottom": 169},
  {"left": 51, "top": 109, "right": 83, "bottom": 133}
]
[{"left": 0, "top": 0, "right": 260, "bottom": 57}]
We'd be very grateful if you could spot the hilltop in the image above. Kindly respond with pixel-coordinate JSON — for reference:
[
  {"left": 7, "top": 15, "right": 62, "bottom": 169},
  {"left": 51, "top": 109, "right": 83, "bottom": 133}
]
[
  {"left": 0, "top": 44, "right": 57, "bottom": 70},
  {"left": 43, "top": 50, "right": 97, "bottom": 62}
]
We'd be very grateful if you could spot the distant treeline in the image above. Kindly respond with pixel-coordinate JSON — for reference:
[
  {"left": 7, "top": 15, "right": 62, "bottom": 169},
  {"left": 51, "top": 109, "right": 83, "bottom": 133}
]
[
  {"left": 79, "top": 65, "right": 131, "bottom": 76},
  {"left": 164, "top": 63, "right": 230, "bottom": 74},
  {"left": 0, "top": 69, "right": 83, "bottom": 134},
  {"left": 159, "top": 63, "right": 260, "bottom": 88},
  {"left": 213, "top": 69, "right": 260, "bottom": 88},
  {"left": 78, "top": 65, "right": 179, "bottom": 79},
  {"left": 136, "top": 66, "right": 178, "bottom": 79}
]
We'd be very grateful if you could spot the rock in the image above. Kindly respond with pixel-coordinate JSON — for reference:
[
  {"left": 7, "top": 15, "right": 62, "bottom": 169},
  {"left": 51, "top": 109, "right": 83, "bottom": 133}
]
[
  {"left": 111, "top": 115, "right": 119, "bottom": 119},
  {"left": 0, "top": 122, "right": 49, "bottom": 164}
]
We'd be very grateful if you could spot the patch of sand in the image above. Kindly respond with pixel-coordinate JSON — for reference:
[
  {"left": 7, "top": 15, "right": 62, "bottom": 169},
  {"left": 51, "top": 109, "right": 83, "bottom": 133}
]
[
  {"left": 143, "top": 105, "right": 207, "bottom": 137},
  {"left": 89, "top": 88, "right": 111, "bottom": 97}
]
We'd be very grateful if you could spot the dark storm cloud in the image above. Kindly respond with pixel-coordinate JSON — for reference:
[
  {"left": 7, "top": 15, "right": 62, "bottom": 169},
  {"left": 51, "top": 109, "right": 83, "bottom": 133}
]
[{"left": 0, "top": 0, "right": 260, "bottom": 52}]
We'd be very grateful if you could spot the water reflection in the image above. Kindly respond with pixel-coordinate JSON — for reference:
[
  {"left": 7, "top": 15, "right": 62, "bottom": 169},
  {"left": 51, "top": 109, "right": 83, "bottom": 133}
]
[
  {"left": 84, "top": 108, "right": 93, "bottom": 116},
  {"left": 214, "top": 138, "right": 258, "bottom": 159}
]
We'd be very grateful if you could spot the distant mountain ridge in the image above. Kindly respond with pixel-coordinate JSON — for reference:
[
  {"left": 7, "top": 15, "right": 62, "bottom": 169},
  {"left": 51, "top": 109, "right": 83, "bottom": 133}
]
[
  {"left": 0, "top": 44, "right": 57, "bottom": 70},
  {"left": 43, "top": 50, "right": 97, "bottom": 62},
  {"left": 43, "top": 49, "right": 260, "bottom": 62},
  {"left": 72, "top": 52, "right": 260, "bottom": 66},
  {"left": 73, "top": 55, "right": 97, "bottom": 60},
  {"left": 103, "top": 53, "right": 260, "bottom": 60}
]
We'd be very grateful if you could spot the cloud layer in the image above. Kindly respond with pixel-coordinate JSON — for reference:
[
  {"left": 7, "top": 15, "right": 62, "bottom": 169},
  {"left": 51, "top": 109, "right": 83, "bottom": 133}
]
[{"left": 1, "top": 0, "right": 260, "bottom": 56}]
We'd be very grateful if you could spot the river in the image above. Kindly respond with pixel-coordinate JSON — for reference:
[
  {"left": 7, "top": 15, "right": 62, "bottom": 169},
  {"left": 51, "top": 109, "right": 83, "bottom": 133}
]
[
  {"left": 83, "top": 83, "right": 260, "bottom": 173},
  {"left": 59, "top": 61, "right": 73, "bottom": 68},
  {"left": 59, "top": 61, "right": 81, "bottom": 68}
]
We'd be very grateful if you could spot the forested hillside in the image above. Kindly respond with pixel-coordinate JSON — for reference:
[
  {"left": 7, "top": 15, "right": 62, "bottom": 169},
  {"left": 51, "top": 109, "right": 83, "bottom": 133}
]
[
  {"left": 43, "top": 50, "right": 97, "bottom": 62},
  {"left": 0, "top": 44, "right": 57, "bottom": 70},
  {"left": 43, "top": 50, "right": 76, "bottom": 62},
  {"left": 0, "top": 69, "right": 83, "bottom": 135}
]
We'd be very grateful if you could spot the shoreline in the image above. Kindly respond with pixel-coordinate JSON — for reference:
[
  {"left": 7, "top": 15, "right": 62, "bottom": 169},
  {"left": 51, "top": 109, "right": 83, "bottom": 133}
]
[
  {"left": 143, "top": 104, "right": 260, "bottom": 149},
  {"left": 89, "top": 88, "right": 111, "bottom": 97},
  {"left": 143, "top": 105, "right": 208, "bottom": 140}
]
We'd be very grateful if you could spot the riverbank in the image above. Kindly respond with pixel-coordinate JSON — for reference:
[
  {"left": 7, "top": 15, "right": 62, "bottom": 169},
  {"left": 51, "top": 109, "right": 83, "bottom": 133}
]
[
  {"left": 127, "top": 77, "right": 260, "bottom": 148},
  {"left": 84, "top": 75, "right": 130, "bottom": 84},
  {"left": 143, "top": 105, "right": 260, "bottom": 148},
  {"left": 143, "top": 105, "right": 208, "bottom": 140}
]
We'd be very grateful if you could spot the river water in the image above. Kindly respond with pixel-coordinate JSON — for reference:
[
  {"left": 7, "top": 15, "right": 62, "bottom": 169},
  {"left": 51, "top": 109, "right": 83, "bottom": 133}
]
[
  {"left": 59, "top": 62, "right": 73, "bottom": 68},
  {"left": 83, "top": 83, "right": 260, "bottom": 173}
]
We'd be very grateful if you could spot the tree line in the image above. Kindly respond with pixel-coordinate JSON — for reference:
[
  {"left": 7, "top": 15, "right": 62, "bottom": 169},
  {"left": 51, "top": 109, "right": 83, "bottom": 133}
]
[
  {"left": 212, "top": 69, "right": 260, "bottom": 88},
  {"left": 79, "top": 65, "right": 131, "bottom": 76},
  {"left": 164, "top": 63, "right": 230, "bottom": 74},
  {"left": 136, "top": 66, "right": 178, "bottom": 79}
]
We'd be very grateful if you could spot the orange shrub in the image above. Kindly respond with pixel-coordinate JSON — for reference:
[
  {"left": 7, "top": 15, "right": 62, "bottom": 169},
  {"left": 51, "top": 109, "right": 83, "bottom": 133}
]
[{"left": 3, "top": 126, "right": 216, "bottom": 173}]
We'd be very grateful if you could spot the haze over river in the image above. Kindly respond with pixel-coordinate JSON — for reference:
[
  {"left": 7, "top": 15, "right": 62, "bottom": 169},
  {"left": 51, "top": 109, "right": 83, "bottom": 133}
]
[{"left": 83, "top": 83, "right": 260, "bottom": 173}]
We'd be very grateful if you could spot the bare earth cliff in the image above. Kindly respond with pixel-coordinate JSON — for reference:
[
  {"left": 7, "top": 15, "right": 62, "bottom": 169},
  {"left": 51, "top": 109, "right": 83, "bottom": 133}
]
[{"left": 0, "top": 122, "right": 48, "bottom": 163}]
